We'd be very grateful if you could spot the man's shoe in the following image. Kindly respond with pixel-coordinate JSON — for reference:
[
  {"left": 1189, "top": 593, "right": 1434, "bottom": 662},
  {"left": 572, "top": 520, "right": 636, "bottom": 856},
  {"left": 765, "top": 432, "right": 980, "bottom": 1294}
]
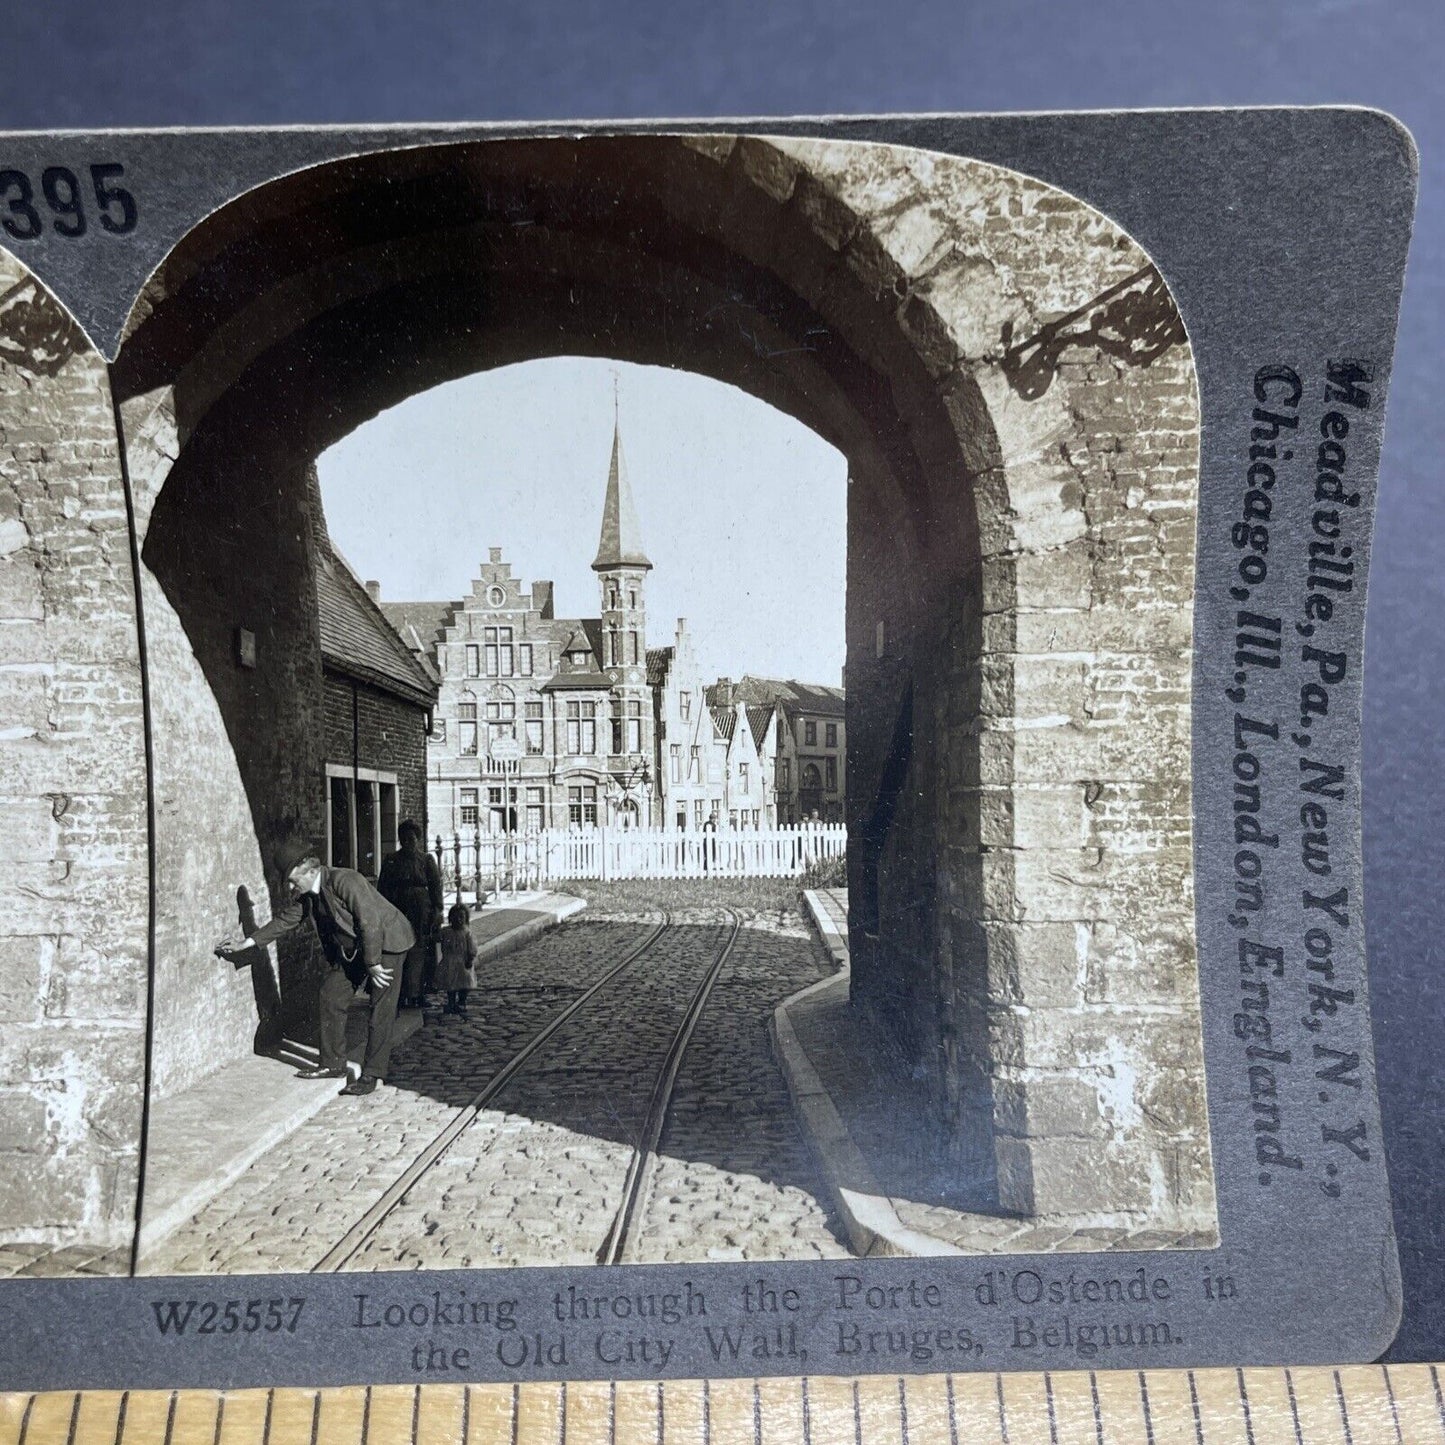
[
  {"left": 340, "top": 1076, "right": 378, "bottom": 1097},
  {"left": 296, "top": 1066, "right": 347, "bottom": 1079}
]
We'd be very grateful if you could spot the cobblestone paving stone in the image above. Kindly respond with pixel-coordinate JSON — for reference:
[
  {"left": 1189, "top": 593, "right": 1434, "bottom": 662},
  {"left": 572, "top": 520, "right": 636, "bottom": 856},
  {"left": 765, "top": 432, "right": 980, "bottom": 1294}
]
[
  {"left": 145, "top": 920, "right": 662, "bottom": 1275},
  {"left": 147, "top": 899, "right": 849, "bottom": 1275},
  {"left": 0, "top": 1242, "right": 129, "bottom": 1278},
  {"left": 633, "top": 910, "right": 849, "bottom": 1264}
]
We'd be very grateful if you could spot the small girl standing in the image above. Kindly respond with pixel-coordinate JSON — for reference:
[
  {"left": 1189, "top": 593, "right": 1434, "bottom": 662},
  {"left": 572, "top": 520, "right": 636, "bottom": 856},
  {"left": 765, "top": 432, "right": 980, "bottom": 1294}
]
[{"left": 435, "top": 902, "right": 478, "bottom": 1019}]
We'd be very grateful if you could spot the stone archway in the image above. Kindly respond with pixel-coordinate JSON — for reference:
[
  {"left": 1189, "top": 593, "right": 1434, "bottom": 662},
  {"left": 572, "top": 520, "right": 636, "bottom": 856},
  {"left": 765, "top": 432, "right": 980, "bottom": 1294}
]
[
  {"left": 1, "top": 131, "right": 1212, "bottom": 1251},
  {"left": 0, "top": 261, "right": 147, "bottom": 1259}
]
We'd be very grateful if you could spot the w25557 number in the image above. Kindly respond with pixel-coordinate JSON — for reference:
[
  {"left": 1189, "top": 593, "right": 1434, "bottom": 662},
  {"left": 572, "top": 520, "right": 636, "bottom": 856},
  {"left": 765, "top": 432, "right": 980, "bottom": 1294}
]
[
  {"left": 0, "top": 163, "right": 138, "bottom": 239},
  {"left": 151, "top": 1297, "right": 306, "bottom": 1337}
]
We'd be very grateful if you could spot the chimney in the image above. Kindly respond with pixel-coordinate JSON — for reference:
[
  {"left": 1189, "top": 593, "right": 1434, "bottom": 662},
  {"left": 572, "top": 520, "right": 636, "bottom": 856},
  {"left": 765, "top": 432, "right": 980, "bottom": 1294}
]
[
  {"left": 716, "top": 677, "right": 733, "bottom": 706},
  {"left": 365, "top": 580, "right": 382, "bottom": 604},
  {"left": 532, "top": 580, "right": 555, "bottom": 619}
]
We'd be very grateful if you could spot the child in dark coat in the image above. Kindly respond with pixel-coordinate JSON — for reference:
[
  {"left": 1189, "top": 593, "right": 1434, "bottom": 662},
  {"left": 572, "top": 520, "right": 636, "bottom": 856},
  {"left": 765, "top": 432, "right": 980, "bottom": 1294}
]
[{"left": 435, "top": 902, "right": 478, "bottom": 1018}]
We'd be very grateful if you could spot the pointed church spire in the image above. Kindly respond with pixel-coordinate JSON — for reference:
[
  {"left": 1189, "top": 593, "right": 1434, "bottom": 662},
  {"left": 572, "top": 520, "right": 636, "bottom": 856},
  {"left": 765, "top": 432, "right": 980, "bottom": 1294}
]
[{"left": 591, "top": 388, "right": 652, "bottom": 572}]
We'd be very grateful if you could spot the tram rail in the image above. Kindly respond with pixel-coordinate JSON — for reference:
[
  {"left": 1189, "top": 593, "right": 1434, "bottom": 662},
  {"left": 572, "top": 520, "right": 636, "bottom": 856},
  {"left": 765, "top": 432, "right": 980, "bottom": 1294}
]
[
  {"left": 595, "top": 910, "right": 741, "bottom": 1266},
  {"left": 311, "top": 909, "right": 740, "bottom": 1273}
]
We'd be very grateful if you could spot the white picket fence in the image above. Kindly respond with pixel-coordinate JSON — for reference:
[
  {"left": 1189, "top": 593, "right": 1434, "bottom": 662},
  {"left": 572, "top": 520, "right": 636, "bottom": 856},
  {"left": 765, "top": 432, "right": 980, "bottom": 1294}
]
[{"left": 435, "top": 823, "right": 845, "bottom": 895}]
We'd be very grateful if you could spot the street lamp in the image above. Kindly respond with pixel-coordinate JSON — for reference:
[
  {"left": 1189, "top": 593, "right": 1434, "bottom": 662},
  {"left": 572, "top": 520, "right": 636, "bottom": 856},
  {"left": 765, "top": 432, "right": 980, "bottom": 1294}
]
[{"left": 611, "top": 759, "right": 651, "bottom": 828}]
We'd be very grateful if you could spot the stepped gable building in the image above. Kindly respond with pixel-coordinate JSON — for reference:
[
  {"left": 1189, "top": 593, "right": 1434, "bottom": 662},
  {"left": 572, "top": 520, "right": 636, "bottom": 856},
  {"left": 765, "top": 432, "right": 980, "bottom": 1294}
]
[
  {"left": 384, "top": 416, "right": 668, "bottom": 834},
  {"left": 383, "top": 417, "right": 846, "bottom": 835},
  {"left": 710, "top": 675, "right": 847, "bottom": 824}
]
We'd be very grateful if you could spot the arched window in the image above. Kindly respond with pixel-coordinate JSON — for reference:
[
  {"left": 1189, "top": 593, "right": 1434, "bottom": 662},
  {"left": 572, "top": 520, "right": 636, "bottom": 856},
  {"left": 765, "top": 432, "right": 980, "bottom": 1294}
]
[{"left": 486, "top": 684, "right": 516, "bottom": 741}]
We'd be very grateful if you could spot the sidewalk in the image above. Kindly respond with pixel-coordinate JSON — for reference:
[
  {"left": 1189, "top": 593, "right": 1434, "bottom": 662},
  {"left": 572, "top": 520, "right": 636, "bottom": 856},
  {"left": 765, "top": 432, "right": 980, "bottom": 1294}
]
[
  {"left": 137, "top": 890, "right": 585, "bottom": 1265},
  {"left": 774, "top": 890, "right": 1212, "bottom": 1258}
]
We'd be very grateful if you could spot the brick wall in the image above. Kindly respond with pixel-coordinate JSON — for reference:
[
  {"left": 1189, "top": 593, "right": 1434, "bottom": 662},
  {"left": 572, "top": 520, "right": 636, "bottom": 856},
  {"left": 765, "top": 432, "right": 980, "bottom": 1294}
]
[
  {"left": 138, "top": 418, "right": 331, "bottom": 1078},
  {"left": 118, "top": 388, "right": 281, "bottom": 1104},
  {"left": 761, "top": 138, "right": 1215, "bottom": 1233},
  {"left": 321, "top": 671, "right": 430, "bottom": 866},
  {"left": 0, "top": 257, "right": 148, "bottom": 1249}
]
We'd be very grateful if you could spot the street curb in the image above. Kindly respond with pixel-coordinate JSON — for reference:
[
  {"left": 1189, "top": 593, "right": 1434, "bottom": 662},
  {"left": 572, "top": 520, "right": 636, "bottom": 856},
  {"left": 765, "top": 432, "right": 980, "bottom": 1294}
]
[
  {"left": 138, "top": 897, "right": 585, "bottom": 1264},
  {"left": 473, "top": 893, "right": 586, "bottom": 968},
  {"left": 800, "top": 888, "right": 849, "bottom": 970},
  {"left": 772, "top": 893, "right": 967, "bottom": 1260},
  {"left": 137, "top": 1010, "right": 423, "bottom": 1261}
]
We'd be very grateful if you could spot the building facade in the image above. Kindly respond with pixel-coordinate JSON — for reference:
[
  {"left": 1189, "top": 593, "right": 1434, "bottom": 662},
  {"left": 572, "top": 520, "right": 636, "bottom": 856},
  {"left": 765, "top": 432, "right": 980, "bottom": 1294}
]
[
  {"left": 385, "top": 422, "right": 847, "bottom": 837},
  {"left": 386, "top": 419, "right": 662, "bottom": 836},
  {"left": 711, "top": 677, "right": 846, "bottom": 824}
]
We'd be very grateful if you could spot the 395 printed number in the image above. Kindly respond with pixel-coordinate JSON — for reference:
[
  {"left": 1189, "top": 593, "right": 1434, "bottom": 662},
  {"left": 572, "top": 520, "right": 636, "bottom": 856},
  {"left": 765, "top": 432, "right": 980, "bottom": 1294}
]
[
  {"left": 151, "top": 1297, "right": 306, "bottom": 1337},
  {"left": 0, "top": 163, "right": 138, "bottom": 240}
]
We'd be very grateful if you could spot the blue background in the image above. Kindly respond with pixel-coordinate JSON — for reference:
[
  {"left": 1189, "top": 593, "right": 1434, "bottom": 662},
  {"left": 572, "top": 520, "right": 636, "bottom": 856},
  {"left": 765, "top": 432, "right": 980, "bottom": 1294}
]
[{"left": 0, "top": 0, "right": 1439, "bottom": 1362}]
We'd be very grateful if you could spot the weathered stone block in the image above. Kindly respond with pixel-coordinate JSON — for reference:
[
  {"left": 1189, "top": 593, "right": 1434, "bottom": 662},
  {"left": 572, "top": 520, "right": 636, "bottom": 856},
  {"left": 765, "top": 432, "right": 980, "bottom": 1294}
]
[
  {"left": 1085, "top": 917, "right": 1199, "bottom": 1006},
  {"left": 789, "top": 172, "right": 856, "bottom": 252},
  {"left": 0, "top": 1153, "right": 89, "bottom": 1232},
  {"left": 1001, "top": 457, "right": 1091, "bottom": 552},
  {"left": 995, "top": 1075, "right": 1109, "bottom": 1141},
  {"left": 1018, "top": 1136, "right": 1156, "bottom": 1215},
  {"left": 877, "top": 203, "right": 952, "bottom": 277},
  {"left": 733, "top": 138, "right": 800, "bottom": 204},
  {"left": 0, "top": 795, "right": 58, "bottom": 863},
  {"left": 974, "top": 919, "right": 1082, "bottom": 1008},
  {"left": 980, "top": 845, "right": 1192, "bottom": 926},
  {"left": 0, "top": 517, "right": 29, "bottom": 556},
  {"left": 974, "top": 786, "right": 1091, "bottom": 849},
  {"left": 0, "top": 555, "right": 43, "bottom": 619},
  {"left": 992, "top": 1135, "right": 1038, "bottom": 1215},
  {"left": 1006, "top": 1007, "right": 1199, "bottom": 1077},
  {"left": 916, "top": 256, "right": 1029, "bottom": 366},
  {"left": 46, "top": 935, "right": 146, "bottom": 1022},
  {"left": 980, "top": 655, "right": 1090, "bottom": 722},
  {"left": 0, "top": 668, "right": 51, "bottom": 739},
  {"left": 0, "top": 1090, "right": 49, "bottom": 1151},
  {"left": 1136, "top": 1066, "right": 1208, "bottom": 1139},
  {"left": 986, "top": 607, "right": 1193, "bottom": 658},
  {"left": 0, "top": 935, "right": 46, "bottom": 1022},
  {"left": 979, "top": 713, "right": 1190, "bottom": 789}
]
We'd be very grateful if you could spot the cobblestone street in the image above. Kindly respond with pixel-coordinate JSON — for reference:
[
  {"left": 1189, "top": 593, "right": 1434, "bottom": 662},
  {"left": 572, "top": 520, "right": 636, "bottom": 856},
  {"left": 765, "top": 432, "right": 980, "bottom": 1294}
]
[{"left": 144, "top": 882, "right": 849, "bottom": 1275}]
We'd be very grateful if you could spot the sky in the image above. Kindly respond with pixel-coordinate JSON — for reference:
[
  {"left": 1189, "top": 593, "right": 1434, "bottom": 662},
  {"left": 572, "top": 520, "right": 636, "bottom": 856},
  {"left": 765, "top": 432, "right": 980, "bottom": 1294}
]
[{"left": 316, "top": 357, "right": 848, "bottom": 686}]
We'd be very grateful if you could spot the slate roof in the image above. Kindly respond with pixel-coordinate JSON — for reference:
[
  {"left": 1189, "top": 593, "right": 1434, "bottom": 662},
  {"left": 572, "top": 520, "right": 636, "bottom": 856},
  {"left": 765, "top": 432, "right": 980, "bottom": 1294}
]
[
  {"left": 381, "top": 600, "right": 460, "bottom": 654},
  {"left": 544, "top": 669, "right": 615, "bottom": 691},
  {"left": 543, "top": 616, "right": 612, "bottom": 691},
  {"left": 580, "top": 618, "right": 606, "bottom": 663},
  {"left": 783, "top": 681, "right": 846, "bottom": 717},
  {"left": 318, "top": 554, "right": 438, "bottom": 708},
  {"left": 647, "top": 646, "right": 674, "bottom": 688},
  {"left": 592, "top": 418, "right": 652, "bottom": 571},
  {"left": 727, "top": 675, "right": 846, "bottom": 717},
  {"left": 710, "top": 706, "right": 737, "bottom": 742},
  {"left": 746, "top": 704, "right": 775, "bottom": 753}
]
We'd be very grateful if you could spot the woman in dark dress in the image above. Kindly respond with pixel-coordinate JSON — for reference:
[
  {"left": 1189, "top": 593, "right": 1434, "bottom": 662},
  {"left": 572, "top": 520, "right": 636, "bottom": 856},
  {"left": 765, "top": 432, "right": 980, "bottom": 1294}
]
[{"left": 378, "top": 819, "right": 444, "bottom": 1009}]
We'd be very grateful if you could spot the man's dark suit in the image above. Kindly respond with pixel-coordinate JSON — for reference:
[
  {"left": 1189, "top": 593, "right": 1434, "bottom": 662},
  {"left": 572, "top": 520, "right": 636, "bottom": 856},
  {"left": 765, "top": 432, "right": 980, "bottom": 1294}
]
[{"left": 249, "top": 865, "right": 415, "bottom": 1080}]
